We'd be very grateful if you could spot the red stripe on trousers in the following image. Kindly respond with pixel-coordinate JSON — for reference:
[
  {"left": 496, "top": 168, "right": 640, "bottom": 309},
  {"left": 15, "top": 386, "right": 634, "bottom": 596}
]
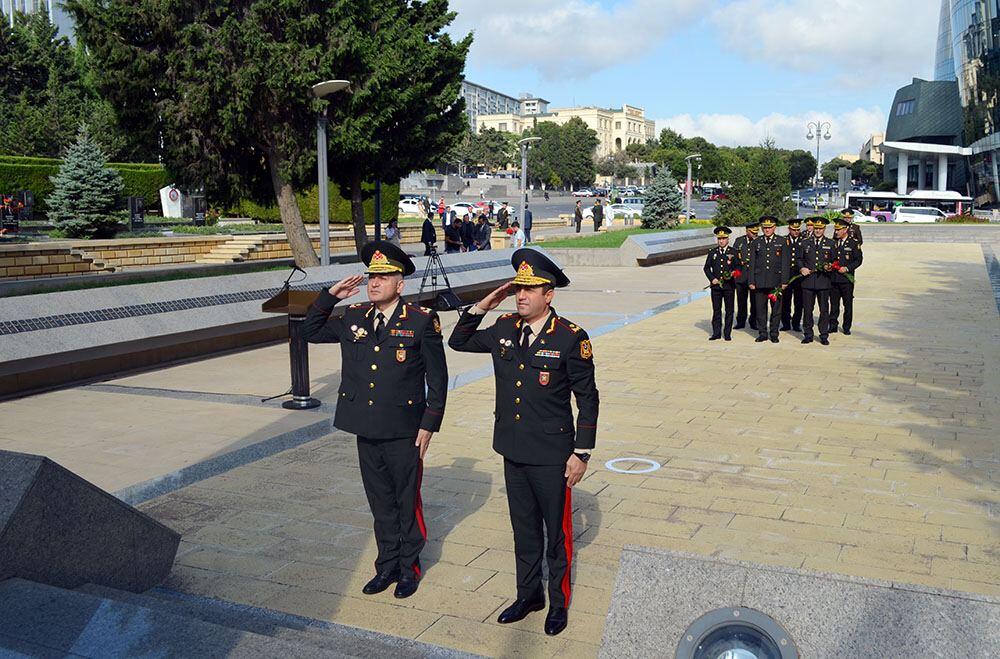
[
  {"left": 413, "top": 458, "right": 427, "bottom": 578},
  {"left": 560, "top": 486, "right": 573, "bottom": 606}
]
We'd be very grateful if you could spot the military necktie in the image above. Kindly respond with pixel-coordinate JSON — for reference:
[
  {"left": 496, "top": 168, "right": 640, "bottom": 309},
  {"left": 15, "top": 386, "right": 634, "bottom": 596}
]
[
  {"left": 375, "top": 312, "right": 386, "bottom": 340},
  {"left": 520, "top": 325, "right": 533, "bottom": 352}
]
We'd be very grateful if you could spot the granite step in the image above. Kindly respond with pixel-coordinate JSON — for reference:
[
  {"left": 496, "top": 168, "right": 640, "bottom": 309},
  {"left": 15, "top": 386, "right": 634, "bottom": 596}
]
[
  {"left": 77, "top": 583, "right": 474, "bottom": 658},
  {"left": 0, "top": 578, "right": 346, "bottom": 658}
]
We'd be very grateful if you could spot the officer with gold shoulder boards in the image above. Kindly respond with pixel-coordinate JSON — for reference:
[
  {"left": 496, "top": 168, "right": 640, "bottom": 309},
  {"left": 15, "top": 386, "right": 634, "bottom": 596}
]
[
  {"left": 799, "top": 217, "right": 836, "bottom": 345},
  {"left": 303, "top": 240, "right": 447, "bottom": 600},
  {"left": 703, "top": 226, "right": 737, "bottom": 341},
  {"left": 780, "top": 219, "right": 806, "bottom": 332},
  {"left": 748, "top": 215, "right": 791, "bottom": 343},
  {"left": 732, "top": 219, "right": 760, "bottom": 330},
  {"left": 448, "top": 249, "right": 599, "bottom": 637},
  {"left": 841, "top": 208, "right": 863, "bottom": 245},
  {"left": 829, "top": 217, "right": 863, "bottom": 335}
]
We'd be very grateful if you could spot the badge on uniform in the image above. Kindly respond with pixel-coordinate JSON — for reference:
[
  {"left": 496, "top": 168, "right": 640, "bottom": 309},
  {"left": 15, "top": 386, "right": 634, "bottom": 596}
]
[
  {"left": 539, "top": 372, "right": 550, "bottom": 386},
  {"left": 396, "top": 349, "right": 406, "bottom": 363},
  {"left": 433, "top": 318, "right": 441, "bottom": 334},
  {"left": 580, "top": 339, "right": 593, "bottom": 360}
]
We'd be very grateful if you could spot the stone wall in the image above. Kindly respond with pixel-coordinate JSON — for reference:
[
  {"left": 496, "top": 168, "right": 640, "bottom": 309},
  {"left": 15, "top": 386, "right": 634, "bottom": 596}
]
[{"left": 82, "top": 237, "right": 228, "bottom": 268}]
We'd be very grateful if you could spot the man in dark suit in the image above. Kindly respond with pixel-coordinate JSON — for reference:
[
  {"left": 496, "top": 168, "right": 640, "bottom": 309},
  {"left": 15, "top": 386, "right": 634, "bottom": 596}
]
[
  {"left": 523, "top": 205, "right": 534, "bottom": 243},
  {"left": 748, "top": 216, "right": 791, "bottom": 343},
  {"left": 591, "top": 199, "right": 604, "bottom": 232},
  {"left": 829, "top": 217, "right": 863, "bottom": 335},
  {"left": 448, "top": 249, "right": 599, "bottom": 637},
  {"left": 732, "top": 220, "right": 759, "bottom": 330},
  {"left": 497, "top": 201, "right": 511, "bottom": 229},
  {"left": 303, "top": 241, "right": 448, "bottom": 599},
  {"left": 574, "top": 200, "right": 584, "bottom": 233},
  {"left": 780, "top": 219, "right": 805, "bottom": 332},
  {"left": 799, "top": 217, "right": 836, "bottom": 345},
  {"left": 421, "top": 214, "right": 437, "bottom": 256},
  {"left": 703, "top": 226, "right": 738, "bottom": 341}
]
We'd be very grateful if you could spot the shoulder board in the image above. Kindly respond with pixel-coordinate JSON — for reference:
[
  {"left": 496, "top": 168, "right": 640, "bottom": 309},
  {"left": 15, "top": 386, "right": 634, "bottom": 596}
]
[
  {"left": 348, "top": 303, "right": 364, "bottom": 309},
  {"left": 406, "top": 303, "right": 432, "bottom": 315},
  {"left": 499, "top": 313, "right": 516, "bottom": 320},
  {"left": 554, "top": 317, "right": 582, "bottom": 334}
]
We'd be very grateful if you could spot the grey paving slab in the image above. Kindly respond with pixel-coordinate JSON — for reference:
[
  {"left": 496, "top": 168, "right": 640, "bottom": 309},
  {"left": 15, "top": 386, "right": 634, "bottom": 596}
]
[{"left": 600, "top": 546, "right": 1000, "bottom": 659}]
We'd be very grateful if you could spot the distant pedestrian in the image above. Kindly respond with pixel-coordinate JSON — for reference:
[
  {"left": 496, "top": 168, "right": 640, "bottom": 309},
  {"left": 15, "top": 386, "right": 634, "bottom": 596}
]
[
  {"left": 497, "top": 202, "right": 511, "bottom": 229},
  {"left": 444, "top": 217, "right": 463, "bottom": 253},
  {"left": 523, "top": 205, "right": 533, "bottom": 243},
  {"left": 385, "top": 219, "right": 401, "bottom": 247},
  {"left": 438, "top": 197, "right": 446, "bottom": 225},
  {"left": 421, "top": 215, "right": 437, "bottom": 256},
  {"left": 489, "top": 200, "right": 495, "bottom": 219},
  {"left": 509, "top": 221, "right": 525, "bottom": 248},
  {"left": 591, "top": 199, "right": 604, "bottom": 232},
  {"left": 460, "top": 213, "right": 477, "bottom": 252},
  {"left": 574, "top": 200, "right": 583, "bottom": 233},
  {"left": 475, "top": 214, "right": 493, "bottom": 251}
]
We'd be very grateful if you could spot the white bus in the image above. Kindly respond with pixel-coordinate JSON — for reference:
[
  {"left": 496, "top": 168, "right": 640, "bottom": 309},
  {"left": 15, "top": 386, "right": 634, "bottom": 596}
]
[{"left": 844, "top": 190, "right": 972, "bottom": 222}]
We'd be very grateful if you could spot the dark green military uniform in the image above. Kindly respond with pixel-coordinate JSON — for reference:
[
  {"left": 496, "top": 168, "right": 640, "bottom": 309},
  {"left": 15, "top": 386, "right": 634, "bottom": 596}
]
[
  {"left": 780, "top": 219, "right": 806, "bottom": 331},
  {"left": 303, "top": 241, "right": 447, "bottom": 587},
  {"left": 449, "top": 249, "right": 598, "bottom": 619},
  {"left": 829, "top": 218, "right": 864, "bottom": 335},
  {"left": 732, "top": 221, "right": 760, "bottom": 330},
  {"left": 799, "top": 217, "right": 837, "bottom": 344},
  {"left": 703, "top": 226, "right": 737, "bottom": 340},
  {"left": 841, "top": 209, "right": 864, "bottom": 245}
]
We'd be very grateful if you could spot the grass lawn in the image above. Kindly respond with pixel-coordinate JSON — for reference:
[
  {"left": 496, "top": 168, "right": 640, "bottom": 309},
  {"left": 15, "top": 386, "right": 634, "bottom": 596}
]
[{"left": 541, "top": 223, "right": 705, "bottom": 249}]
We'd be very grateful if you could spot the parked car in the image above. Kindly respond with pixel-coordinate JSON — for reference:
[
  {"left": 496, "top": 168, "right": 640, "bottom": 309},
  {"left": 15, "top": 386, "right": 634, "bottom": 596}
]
[
  {"left": 447, "top": 202, "right": 477, "bottom": 217},
  {"left": 892, "top": 206, "right": 947, "bottom": 223},
  {"left": 572, "top": 189, "right": 594, "bottom": 197},
  {"left": 398, "top": 198, "right": 424, "bottom": 215},
  {"left": 582, "top": 203, "right": 642, "bottom": 224}
]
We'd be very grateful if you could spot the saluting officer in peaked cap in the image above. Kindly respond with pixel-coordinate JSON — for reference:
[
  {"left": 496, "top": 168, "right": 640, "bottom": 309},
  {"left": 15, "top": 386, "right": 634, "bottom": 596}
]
[
  {"left": 303, "top": 240, "right": 447, "bottom": 600},
  {"left": 448, "top": 248, "right": 598, "bottom": 637}
]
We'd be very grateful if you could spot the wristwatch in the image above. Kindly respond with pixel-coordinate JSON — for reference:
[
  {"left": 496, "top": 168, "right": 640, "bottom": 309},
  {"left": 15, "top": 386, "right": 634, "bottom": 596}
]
[{"left": 573, "top": 452, "right": 591, "bottom": 463}]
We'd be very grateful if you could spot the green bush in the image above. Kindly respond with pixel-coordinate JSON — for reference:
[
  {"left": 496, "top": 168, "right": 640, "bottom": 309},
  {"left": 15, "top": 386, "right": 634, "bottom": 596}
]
[
  {"left": 171, "top": 223, "right": 285, "bottom": 235},
  {"left": 232, "top": 182, "right": 399, "bottom": 225},
  {"left": 944, "top": 213, "right": 986, "bottom": 223}
]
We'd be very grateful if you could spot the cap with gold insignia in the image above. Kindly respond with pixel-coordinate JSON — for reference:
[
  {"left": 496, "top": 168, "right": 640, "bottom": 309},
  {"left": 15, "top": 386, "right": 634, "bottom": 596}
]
[
  {"left": 510, "top": 248, "right": 570, "bottom": 288},
  {"left": 840, "top": 208, "right": 856, "bottom": 220},
  {"left": 759, "top": 215, "right": 778, "bottom": 228},
  {"left": 361, "top": 240, "right": 415, "bottom": 276},
  {"left": 833, "top": 217, "right": 851, "bottom": 229},
  {"left": 808, "top": 216, "right": 829, "bottom": 227},
  {"left": 713, "top": 226, "right": 732, "bottom": 237},
  {"left": 788, "top": 219, "right": 803, "bottom": 229},
  {"left": 745, "top": 219, "right": 761, "bottom": 232}
]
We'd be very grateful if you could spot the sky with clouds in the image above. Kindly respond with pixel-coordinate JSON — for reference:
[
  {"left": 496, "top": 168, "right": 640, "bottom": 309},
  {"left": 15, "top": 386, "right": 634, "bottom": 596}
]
[{"left": 448, "top": 0, "right": 941, "bottom": 159}]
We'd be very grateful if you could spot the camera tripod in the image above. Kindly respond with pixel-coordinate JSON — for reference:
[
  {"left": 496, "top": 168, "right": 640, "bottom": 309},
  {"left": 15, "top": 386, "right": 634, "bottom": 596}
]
[{"left": 419, "top": 244, "right": 463, "bottom": 311}]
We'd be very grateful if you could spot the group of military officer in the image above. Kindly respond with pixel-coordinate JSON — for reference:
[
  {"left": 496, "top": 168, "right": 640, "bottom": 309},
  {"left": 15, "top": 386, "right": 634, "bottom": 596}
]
[
  {"left": 703, "top": 209, "right": 864, "bottom": 344},
  {"left": 303, "top": 241, "right": 598, "bottom": 637}
]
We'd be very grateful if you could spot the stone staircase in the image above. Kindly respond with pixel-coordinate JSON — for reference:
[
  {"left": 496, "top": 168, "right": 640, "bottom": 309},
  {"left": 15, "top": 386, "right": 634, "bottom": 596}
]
[
  {"left": 195, "top": 235, "right": 265, "bottom": 264},
  {"left": 0, "top": 578, "right": 476, "bottom": 658}
]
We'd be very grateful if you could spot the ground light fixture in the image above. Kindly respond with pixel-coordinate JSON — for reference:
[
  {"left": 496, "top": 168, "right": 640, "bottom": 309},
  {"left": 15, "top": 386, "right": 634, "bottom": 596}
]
[{"left": 675, "top": 607, "right": 798, "bottom": 659}]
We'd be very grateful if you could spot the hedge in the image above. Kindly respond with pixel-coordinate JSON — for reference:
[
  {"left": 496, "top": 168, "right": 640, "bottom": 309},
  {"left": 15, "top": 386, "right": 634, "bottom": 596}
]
[
  {"left": 233, "top": 182, "right": 400, "bottom": 225},
  {"left": 0, "top": 158, "right": 169, "bottom": 212}
]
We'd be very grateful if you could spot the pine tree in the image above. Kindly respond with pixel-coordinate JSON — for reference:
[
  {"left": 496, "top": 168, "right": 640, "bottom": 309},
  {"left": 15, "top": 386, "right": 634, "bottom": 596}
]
[
  {"left": 47, "top": 123, "right": 124, "bottom": 238},
  {"left": 642, "top": 167, "right": 684, "bottom": 229}
]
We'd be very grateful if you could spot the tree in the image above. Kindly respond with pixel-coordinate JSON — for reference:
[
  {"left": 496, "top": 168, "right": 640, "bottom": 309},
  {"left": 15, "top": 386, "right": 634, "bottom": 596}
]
[
  {"left": 787, "top": 150, "right": 818, "bottom": 189},
  {"left": 473, "top": 128, "right": 516, "bottom": 171},
  {"left": 596, "top": 151, "right": 638, "bottom": 183},
  {"left": 641, "top": 167, "right": 684, "bottom": 229},
  {"left": 716, "top": 139, "right": 795, "bottom": 226},
  {"left": 0, "top": 14, "right": 129, "bottom": 159},
  {"left": 526, "top": 118, "right": 598, "bottom": 190},
  {"left": 821, "top": 157, "right": 854, "bottom": 183},
  {"left": 47, "top": 124, "right": 124, "bottom": 238},
  {"left": 68, "top": 0, "right": 471, "bottom": 262}
]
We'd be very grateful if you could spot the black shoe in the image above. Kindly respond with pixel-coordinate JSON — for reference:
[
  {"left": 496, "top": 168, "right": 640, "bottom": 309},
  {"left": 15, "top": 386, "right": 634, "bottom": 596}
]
[
  {"left": 801, "top": 337, "right": 813, "bottom": 344},
  {"left": 393, "top": 576, "right": 419, "bottom": 599},
  {"left": 842, "top": 328, "right": 851, "bottom": 335},
  {"left": 755, "top": 336, "right": 767, "bottom": 343},
  {"left": 544, "top": 607, "right": 568, "bottom": 636},
  {"left": 819, "top": 337, "right": 830, "bottom": 345},
  {"left": 362, "top": 571, "right": 399, "bottom": 595},
  {"left": 770, "top": 337, "right": 779, "bottom": 343},
  {"left": 709, "top": 334, "right": 721, "bottom": 341},
  {"left": 792, "top": 324, "right": 802, "bottom": 332},
  {"left": 497, "top": 597, "right": 546, "bottom": 624},
  {"left": 724, "top": 335, "right": 732, "bottom": 341},
  {"left": 780, "top": 324, "right": 790, "bottom": 331},
  {"left": 733, "top": 323, "right": 745, "bottom": 330}
]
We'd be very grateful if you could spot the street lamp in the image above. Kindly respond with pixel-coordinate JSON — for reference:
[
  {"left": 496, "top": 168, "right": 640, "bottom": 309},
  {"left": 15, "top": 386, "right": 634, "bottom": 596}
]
[
  {"left": 311, "top": 79, "right": 351, "bottom": 266},
  {"left": 518, "top": 137, "right": 541, "bottom": 228},
  {"left": 806, "top": 121, "right": 831, "bottom": 211},
  {"left": 685, "top": 153, "right": 702, "bottom": 222}
]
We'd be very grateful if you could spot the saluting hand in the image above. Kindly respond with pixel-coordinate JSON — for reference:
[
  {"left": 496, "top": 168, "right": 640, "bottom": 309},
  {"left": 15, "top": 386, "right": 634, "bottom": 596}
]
[
  {"left": 475, "top": 282, "right": 513, "bottom": 313},
  {"left": 329, "top": 274, "right": 364, "bottom": 300},
  {"left": 565, "top": 454, "right": 587, "bottom": 488}
]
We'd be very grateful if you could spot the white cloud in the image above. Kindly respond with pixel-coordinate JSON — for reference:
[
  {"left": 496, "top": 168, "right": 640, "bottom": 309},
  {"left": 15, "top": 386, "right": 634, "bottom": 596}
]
[
  {"left": 712, "top": 0, "right": 939, "bottom": 86},
  {"left": 655, "top": 106, "right": 887, "bottom": 160},
  {"left": 449, "top": 0, "right": 701, "bottom": 80}
]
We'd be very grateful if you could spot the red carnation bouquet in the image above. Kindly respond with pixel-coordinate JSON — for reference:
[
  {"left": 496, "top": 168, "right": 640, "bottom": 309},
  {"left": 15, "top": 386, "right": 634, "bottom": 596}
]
[
  {"left": 705, "top": 266, "right": 741, "bottom": 289},
  {"left": 768, "top": 274, "right": 803, "bottom": 302}
]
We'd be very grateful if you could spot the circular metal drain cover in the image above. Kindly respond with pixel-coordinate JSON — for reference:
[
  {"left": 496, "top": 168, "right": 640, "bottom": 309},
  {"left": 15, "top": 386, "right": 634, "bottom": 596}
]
[
  {"left": 676, "top": 607, "right": 798, "bottom": 659},
  {"left": 604, "top": 457, "right": 661, "bottom": 474}
]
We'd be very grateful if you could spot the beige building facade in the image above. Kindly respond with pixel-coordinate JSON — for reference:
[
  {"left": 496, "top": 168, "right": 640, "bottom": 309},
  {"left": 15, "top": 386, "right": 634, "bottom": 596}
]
[
  {"left": 859, "top": 133, "right": 885, "bottom": 165},
  {"left": 478, "top": 104, "right": 656, "bottom": 159}
]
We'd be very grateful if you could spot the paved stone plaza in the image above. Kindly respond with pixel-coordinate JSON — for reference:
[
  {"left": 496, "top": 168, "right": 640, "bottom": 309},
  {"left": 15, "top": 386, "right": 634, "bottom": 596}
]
[{"left": 1, "top": 242, "right": 998, "bottom": 657}]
